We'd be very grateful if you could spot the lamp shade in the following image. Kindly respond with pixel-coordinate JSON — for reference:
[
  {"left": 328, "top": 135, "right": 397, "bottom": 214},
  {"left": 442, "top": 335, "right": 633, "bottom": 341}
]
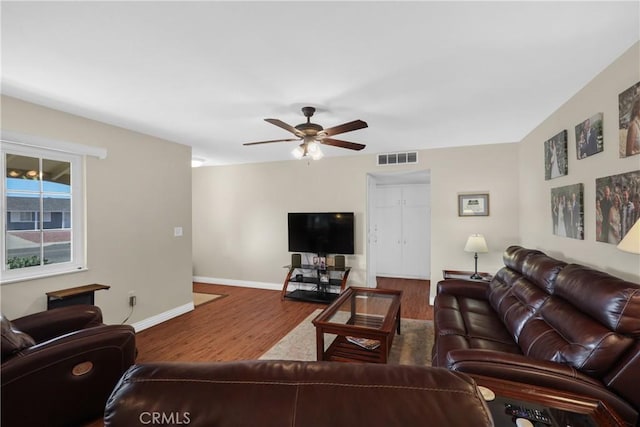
[
  {"left": 618, "top": 219, "right": 640, "bottom": 254},
  {"left": 464, "top": 234, "right": 488, "bottom": 253}
]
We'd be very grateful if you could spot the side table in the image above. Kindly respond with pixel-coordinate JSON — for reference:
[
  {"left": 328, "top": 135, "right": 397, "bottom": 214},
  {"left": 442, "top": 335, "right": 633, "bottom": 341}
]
[
  {"left": 442, "top": 269, "right": 493, "bottom": 283},
  {"left": 46, "top": 284, "right": 110, "bottom": 310}
]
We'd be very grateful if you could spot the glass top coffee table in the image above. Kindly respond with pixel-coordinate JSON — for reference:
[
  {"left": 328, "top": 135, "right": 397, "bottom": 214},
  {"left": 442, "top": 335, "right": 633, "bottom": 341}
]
[{"left": 312, "top": 286, "right": 402, "bottom": 363}]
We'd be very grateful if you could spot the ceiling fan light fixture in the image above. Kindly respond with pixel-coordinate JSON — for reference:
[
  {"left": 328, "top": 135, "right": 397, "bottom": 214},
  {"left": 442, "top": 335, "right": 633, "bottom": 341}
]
[
  {"left": 307, "top": 140, "right": 320, "bottom": 154},
  {"left": 311, "top": 147, "right": 324, "bottom": 160},
  {"left": 292, "top": 145, "right": 305, "bottom": 159}
]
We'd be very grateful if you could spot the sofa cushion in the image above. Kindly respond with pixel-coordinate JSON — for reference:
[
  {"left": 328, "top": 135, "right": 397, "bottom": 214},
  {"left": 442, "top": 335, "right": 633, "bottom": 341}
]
[
  {"left": 554, "top": 264, "right": 640, "bottom": 336},
  {"left": 494, "top": 277, "right": 550, "bottom": 341},
  {"left": 488, "top": 260, "right": 551, "bottom": 342},
  {"left": 433, "top": 293, "right": 522, "bottom": 366},
  {"left": 488, "top": 267, "right": 521, "bottom": 310},
  {"left": 502, "top": 246, "right": 543, "bottom": 271},
  {"left": 521, "top": 253, "right": 566, "bottom": 293},
  {"left": 435, "top": 294, "right": 510, "bottom": 340},
  {"left": 1, "top": 314, "right": 36, "bottom": 361},
  {"left": 518, "top": 297, "right": 634, "bottom": 378}
]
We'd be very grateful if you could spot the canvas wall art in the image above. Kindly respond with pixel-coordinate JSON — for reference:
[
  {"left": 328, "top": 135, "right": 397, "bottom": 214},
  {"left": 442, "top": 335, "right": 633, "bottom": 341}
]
[
  {"left": 619, "top": 81, "right": 640, "bottom": 158},
  {"left": 575, "top": 113, "right": 603, "bottom": 159},
  {"left": 551, "top": 183, "right": 584, "bottom": 240},
  {"left": 544, "top": 130, "right": 568, "bottom": 180},
  {"left": 595, "top": 170, "right": 639, "bottom": 244}
]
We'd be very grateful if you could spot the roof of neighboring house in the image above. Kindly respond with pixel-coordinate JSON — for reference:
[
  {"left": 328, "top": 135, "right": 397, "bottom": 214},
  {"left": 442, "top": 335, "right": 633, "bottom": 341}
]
[{"left": 7, "top": 197, "right": 70, "bottom": 212}]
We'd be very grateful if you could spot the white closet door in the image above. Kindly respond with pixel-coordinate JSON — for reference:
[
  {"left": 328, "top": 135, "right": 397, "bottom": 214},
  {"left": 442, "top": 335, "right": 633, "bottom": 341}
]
[
  {"left": 402, "top": 184, "right": 430, "bottom": 278},
  {"left": 375, "top": 186, "right": 402, "bottom": 276}
]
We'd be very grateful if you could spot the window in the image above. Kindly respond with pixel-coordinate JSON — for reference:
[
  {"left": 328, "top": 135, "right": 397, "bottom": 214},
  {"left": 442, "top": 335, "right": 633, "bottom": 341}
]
[
  {"left": 10, "top": 212, "right": 35, "bottom": 223},
  {"left": 1, "top": 142, "right": 85, "bottom": 282}
]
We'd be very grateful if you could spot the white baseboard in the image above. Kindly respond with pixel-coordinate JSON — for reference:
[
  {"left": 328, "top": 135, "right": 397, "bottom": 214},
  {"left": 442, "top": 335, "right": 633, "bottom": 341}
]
[
  {"left": 193, "top": 276, "right": 281, "bottom": 291},
  {"left": 131, "top": 302, "right": 194, "bottom": 332},
  {"left": 130, "top": 278, "right": 280, "bottom": 332}
]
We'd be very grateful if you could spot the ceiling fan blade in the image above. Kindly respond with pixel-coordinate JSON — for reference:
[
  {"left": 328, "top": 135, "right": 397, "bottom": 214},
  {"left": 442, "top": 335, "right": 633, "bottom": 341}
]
[
  {"left": 243, "top": 138, "right": 301, "bottom": 146},
  {"left": 264, "top": 118, "right": 304, "bottom": 137},
  {"left": 321, "top": 138, "right": 366, "bottom": 151},
  {"left": 322, "top": 120, "right": 368, "bottom": 137}
]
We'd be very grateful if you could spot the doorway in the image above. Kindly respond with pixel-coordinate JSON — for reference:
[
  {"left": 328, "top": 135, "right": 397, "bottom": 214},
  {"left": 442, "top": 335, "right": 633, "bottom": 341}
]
[{"left": 366, "top": 170, "right": 431, "bottom": 287}]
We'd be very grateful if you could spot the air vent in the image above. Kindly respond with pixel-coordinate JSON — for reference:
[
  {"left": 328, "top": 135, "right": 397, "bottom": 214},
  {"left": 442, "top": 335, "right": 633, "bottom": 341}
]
[{"left": 377, "top": 151, "right": 418, "bottom": 166}]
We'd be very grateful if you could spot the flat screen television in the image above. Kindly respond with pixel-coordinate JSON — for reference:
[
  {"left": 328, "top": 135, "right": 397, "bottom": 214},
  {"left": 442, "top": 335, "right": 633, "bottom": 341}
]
[{"left": 288, "top": 212, "right": 354, "bottom": 255}]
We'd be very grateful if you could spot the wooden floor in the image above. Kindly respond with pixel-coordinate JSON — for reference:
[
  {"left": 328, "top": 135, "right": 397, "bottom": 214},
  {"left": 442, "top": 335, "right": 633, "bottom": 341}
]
[
  {"left": 136, "top": 278, "right": 431, "bottom": 363},
  {"left": 135, "top": 283, "right": 323, "bottom": 363},
  {"left": 85, "top": 278, "right": 431, "bottom": 426}
]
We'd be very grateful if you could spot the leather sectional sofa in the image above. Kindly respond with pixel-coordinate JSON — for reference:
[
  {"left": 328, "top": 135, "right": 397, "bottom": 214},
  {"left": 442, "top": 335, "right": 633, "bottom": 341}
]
[
  {"left": 104, "top": 360, "right": 494, "bottom": 426},
  {"left": 433, "top": 245, "right": 640, "bottom": 426}
]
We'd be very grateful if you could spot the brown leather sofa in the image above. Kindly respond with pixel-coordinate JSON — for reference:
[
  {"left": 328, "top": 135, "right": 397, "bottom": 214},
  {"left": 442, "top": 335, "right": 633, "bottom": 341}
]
[
  {"left": 433, "top": 245, "right": 640, "bottom": 426},
  {"left": 104, "top": 360, "right": 494, "bottom": 426},
  {"left": 1, "top": 304, "right": 136, "bottom": 427}
]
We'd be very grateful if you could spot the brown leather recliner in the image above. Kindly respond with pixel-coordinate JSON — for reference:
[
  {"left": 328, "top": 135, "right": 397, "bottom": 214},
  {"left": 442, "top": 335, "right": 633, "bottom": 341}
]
[{"left": 1, "top": 304, "right": 136, "bottom": 427}]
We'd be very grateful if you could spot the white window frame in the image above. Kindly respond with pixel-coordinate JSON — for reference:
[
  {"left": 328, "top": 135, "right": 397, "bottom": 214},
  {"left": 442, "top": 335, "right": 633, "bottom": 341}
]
[{"left": 1, "top": 136, "right": 97, "bottom": 284}]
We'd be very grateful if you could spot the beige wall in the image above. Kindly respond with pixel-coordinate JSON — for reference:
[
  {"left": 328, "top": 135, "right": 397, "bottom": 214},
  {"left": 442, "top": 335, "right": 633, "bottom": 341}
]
[
  {"left": 192, "top": 142, "right": 521, "bottom": 302},
  {"left": 519, "top": 42, "right": 640, "bottom": 282},
  {"left": 1, "top": 96, "right": 193, "bottom": 325}
]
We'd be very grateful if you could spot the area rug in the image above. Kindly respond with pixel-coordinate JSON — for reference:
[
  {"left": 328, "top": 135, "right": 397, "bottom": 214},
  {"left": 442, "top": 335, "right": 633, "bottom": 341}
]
[
  {"left": 260, "top": 309, "right": 433, "bottom": 366},
  {"left": 193, "top": 292, "right": 225, "bottom": 307}
]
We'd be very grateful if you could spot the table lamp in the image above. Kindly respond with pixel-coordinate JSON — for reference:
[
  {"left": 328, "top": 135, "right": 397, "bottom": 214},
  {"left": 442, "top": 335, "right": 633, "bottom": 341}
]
[
  {"left": 617, "top": 219, "right": 640, "bottom": 254},
  {"left": 464, "top": 234, "right": 488, "bottom": 279}
]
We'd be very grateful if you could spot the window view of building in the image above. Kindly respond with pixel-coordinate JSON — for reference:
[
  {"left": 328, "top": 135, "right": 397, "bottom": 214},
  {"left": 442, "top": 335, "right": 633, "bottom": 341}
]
[
  {"left": 2, "top": 143, "right": 84, "bottom": 282},
  {"left": 5, "top": 155, "right": 72, "bottom": 269}
]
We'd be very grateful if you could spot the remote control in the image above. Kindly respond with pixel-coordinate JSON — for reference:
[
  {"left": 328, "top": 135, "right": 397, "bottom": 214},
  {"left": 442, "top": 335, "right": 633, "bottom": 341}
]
[{"left": 504, "top": 404, "right": 553, "bottom": 425}]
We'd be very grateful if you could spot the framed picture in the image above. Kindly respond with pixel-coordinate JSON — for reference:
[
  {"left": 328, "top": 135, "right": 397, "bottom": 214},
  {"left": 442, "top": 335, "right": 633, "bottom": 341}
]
[
  {"left": 544, "top": 130, "right": 568, "bottom": 180},
  {"left": 575, "top": 113, "right": 603, "bottom": 159},
  {"left": 619, "top": 81, "right": 640, "bottom": 158},
  {"left": 458, "top": 193, "right": 489, "bottom": 216},
  {"left": 551, "top": 183, "right": 584, "bottom": 240},
  {"left": 595, "top": 170, "right": 640, "bottom": 244}
]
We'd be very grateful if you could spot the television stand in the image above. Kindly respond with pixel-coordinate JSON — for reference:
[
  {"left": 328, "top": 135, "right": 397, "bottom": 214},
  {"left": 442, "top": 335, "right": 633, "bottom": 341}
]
[{"left": 281, "top": 264, "right": 351, "bottom": 303}]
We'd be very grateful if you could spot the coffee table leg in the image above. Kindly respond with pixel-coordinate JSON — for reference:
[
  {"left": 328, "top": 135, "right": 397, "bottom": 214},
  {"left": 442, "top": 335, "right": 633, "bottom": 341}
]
[
  {"left": 316, "top": 328, "right": 325, "bottom": 361},
  {"left": 381, "top": 337, "right": 388, "bottom": 363}
]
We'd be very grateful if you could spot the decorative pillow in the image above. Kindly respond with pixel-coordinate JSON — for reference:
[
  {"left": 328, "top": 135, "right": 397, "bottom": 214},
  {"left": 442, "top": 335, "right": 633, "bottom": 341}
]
[{"left": 1, "top": 314, "right": 36, "bottom": 361}]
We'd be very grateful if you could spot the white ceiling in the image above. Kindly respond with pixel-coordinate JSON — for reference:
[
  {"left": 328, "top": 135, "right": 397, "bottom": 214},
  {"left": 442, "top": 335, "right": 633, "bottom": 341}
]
[{"left": 2, "top": 1, "right": 638, "bottom": 166}]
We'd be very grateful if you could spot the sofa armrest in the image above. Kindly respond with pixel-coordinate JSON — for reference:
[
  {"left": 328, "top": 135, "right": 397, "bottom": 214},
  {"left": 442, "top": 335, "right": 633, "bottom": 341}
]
[
  {"left": 11, "top": 305, "right": 103, "bottom": 343},
  {"left": 2, "top": 324, "right": 136, "bottom": 383},
  {"left": 436, "top": 279, "right": 489, "bottom": 300},
  {"left": 1, "top": 324, "right": 136, "bottom": 427},
  {"left": 446, "top": 349, "right": 638, "bottom": 426}
]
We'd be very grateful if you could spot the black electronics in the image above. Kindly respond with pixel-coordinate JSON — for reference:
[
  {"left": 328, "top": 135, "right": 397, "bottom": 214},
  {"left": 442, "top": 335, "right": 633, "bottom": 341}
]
[
  {"left": 504, "top": 404, "right": 552, "bottom": 426},
  {"left": 291, "top": 253, "right": 302, "bottom": 268},
  {"left": 288, "top": 212, "right": 354, "bottom": 255}
]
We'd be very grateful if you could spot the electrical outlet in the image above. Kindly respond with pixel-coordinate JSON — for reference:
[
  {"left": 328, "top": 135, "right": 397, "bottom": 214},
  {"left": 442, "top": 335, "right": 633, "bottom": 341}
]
[{"left": 128, "top": 291, "right": 136, "bottom": 307}]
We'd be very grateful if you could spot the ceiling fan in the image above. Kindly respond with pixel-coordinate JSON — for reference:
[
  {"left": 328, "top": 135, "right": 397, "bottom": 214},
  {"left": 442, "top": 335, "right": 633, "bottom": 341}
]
[{"left": 243, "top": 106, "right": 368, "bottom": 160}]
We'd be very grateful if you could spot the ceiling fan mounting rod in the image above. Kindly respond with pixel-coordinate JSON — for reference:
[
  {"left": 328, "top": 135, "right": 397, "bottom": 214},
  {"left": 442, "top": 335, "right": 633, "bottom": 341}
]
[
  {"left": 295, "top": 106, "right": 323, "bottom": 134},
  {"left": 301, "top": 106, "right": 315, "bottom": 122}
]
